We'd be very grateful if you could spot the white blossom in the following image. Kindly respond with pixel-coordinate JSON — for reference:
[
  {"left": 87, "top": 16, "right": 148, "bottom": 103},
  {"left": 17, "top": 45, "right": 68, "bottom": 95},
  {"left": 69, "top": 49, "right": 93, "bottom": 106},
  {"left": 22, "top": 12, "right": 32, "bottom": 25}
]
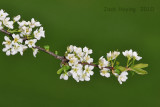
[
  {"left": 60, "top": 73, "right": 69, "bottom": 80},
  {"left": 67, "top": 45, "right": 74, "bottom": 53},
  {"left": 29, "top": 18, "right": 41, "bottom": 28},
  {"left": 18, "top": 45, "right": 28, "bottom": 56},
  {"left": 122, "top": 49, "right": 133, "bottom": 58},
  {"left": 98, "top": 56, "right": 109, "bottom": 69},
  {"left": 68, "top": 57, "right": 78, "bottom": 66},
  {"left": 12, "top": 34, "right": 23, "bottom": 45},
  {"left": 69, "top": 65, "right": 82, "bottom": 79},
  {"left": 123, "top": 49, "right": 142, "bottom": 61},
  {"left": 39, "top": 27, "right": 45, "bottom": 37},
  {"left": 25, "top": 39, "right": 37, "bottom": 48},
  {"left": 0, "top": 9, "right": 8, "bottom": 21},
  {"left": 18, "top": 21, "right": 29, "bottom": 27},
  {"left": 0, "top": 21, "right": 3, "bottom": 30},
  {"left": 2, "top": 36, "right": 12, "bottom": 49},
  {"left": 84, "top": 65, "right": 94, "bottom": 76},
  {"left": 107, "top": 51, "right": 120, "bottom": 61},
  {"left": 83, "top": 47, "right": 92, "bottom": 55},
  {"left": 11, "top": 43, "right": 22, "bottom": 55},
  {"left": 80, "top": 72, "right": 90, "bottom": 81},
  {"left": 14, "top": 15, "right": 21, "bottom": 22},
  {"left": 34, "top": 27, "right": 45, "bottom": 40},
  {"left": 73, "top": 46, "right": 82, "bottom": 54},
  {"left": 2, "top": 47, "right": 11, "bottom": 56},
  {"left": 66, "top": 54, "right": 75, "bottom": 60},
  {"left": 132, "top": 51, "right": 142, "bottom": 61},
  {"left": 21, "top": 26, "right": 32, "bottom": 35},
  {"left": 33, "top": 49, "right": 38, "bottom": 57},
  {"left": 84, "top": 55, "right": 93, "bottom": 64},
  {"left": 100, "top": 68, "right": 110, "bottom": 78},
  {"left": 3, "top": 17, "right": 13, "bottom": 29},
  {"left": 77, "top": 51, "right": 85, "bottom": 59},
  {"left": 118, "top": 71, "right": 128, "bottom": 84}
]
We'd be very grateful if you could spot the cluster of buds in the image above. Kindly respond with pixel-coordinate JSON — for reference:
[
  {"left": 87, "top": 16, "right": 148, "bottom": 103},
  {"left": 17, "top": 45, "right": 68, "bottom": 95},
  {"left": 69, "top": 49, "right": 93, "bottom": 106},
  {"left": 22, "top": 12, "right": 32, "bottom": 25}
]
[{"left": 0, "top": 9, "right": 45, "bottom": 57}]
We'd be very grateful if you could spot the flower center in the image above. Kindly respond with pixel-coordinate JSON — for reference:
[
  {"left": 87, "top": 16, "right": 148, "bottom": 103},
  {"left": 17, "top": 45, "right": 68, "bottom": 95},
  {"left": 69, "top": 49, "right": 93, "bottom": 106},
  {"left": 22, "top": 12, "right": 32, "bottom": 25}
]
[
  {"left": 14, "top": 38, "right": 18, "bottom": 43},
  {"left": 102, "top": 70, "right": 107, "bottom": 74},
  {"left": 29, "top": 41, "right": 33, "bottom": 45},
  {"left": 7, "top": 41, "right": 11, "bottom": 45}
]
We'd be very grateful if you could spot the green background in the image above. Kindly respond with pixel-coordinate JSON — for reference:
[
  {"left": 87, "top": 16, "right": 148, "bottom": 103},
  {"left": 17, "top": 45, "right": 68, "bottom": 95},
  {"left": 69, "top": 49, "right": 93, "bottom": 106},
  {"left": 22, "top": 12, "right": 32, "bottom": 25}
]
[{"left": 0, "top": 0, "right": 159, "bottom": 107}]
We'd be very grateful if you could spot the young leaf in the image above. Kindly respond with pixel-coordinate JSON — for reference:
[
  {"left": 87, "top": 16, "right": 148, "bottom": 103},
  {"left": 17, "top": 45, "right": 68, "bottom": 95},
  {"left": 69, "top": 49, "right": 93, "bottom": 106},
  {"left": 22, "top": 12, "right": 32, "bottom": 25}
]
[
  {"left": 132, "top": 63, "right": 148, "bottom": 69},
  {"left": 63, "top": 65, "right": 71, "bottom": 72},
  {"left": 44, "top": 45, "right": 50, "bottom": 51},
  {"left": 115, "top": 69, "right": 120, "bottom": 74},
  {"left": 57, "top": 67, "right": 64, "bottom": 74},
  {"left": 131, "top": 68, "right": 148, "bottom": 75},
  {"left": 116, "top": 61, "right": 120, "bottom": 66},
  {"left": 55, "top": 51, "right": 58, "bottom": 55},
  {"left": 118, "top": 66, "right": 126, "bottom": 72}
]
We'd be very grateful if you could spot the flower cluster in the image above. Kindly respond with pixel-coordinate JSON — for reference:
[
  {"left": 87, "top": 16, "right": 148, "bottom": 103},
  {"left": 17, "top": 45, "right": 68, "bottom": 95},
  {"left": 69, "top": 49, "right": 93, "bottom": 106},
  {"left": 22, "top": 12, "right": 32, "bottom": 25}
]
[
  {"left": 122, "top": 49, "right": 142, "bottom": 61},
  {"left": 118, "top": 71, "right": 128, "bottom": 84},
  {"left": 98, "top": 51, "right": 120, "bottom": 78},
  {"left": 0, "top": 9, "right": 45, "bottom": 57},
  {"left": 60, "top": 45, "right": 94, "bottom": 82},
  {"left": 98, "top": 50, "right": 142, "bottom": 84},
  {"left": 0, "top": 9, "right": 13, "bottom": 29}
]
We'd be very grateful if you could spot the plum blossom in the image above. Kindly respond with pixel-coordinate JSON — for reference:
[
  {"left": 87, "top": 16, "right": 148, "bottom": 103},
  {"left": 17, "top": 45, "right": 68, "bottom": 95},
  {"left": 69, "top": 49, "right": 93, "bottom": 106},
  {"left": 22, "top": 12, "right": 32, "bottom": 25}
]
[
  {"left": 98, "top": 56, "right": 109, "bottom": 69},
  {"left": 83, "top": 47, "right": 92, "bottom": 55},
  {"left": 122, "top": 49, "right": 133, "bottom": 58},
  {"left": 67, "top": 45, "right": 74, "bottom": 53},
  {"left": 107, "top": 51, "right": 120, "bottom": 61},
  {"left": 2, "top": 36, "right": 12, "bottom": 49},
  {"left": 34, "top": 27, "right": 45, "bottom": 40},
  {"left": 84, "top": 65, "right": 94, "bottom": 76},
  {"left": 118, "top": 71, "right": 128, "bottom": 84},
  {"left": 132, "top": 51, "right": 142, "bottom": 61},
  {"left": 0, "top": 9, "right": 8, "bottom": 21},
  {"left": 12, "top": 34, "right": 23, "bottom": 45},
  {"left": 3, "top": 17, "right": 13, "bottom": 29},
  {"left": 25, "top": 39, "right": 37, "bottom": 48},
  {"left": 33, "top": 48, "right": 38, "bottom": 57},
  {"left": 2, "top": 47, "right": 11, "bottom": 56},
  {"left": 0, "top": 21, "right": 3, "bottom": 30},
  {"left": 14, "top": 15, "right": 21, "bottom": 22},
  {"left": 123, "top": 49, "right": 142, "bottom": 61},
  {"left": 100, "top": 68, "right": 110, "bottom": 78},
  {"left": 60, "top": 73, "right": 69, "bottom": 80},
  {"left": 29, "top": 18, "right": 41, "bottom": 28}
]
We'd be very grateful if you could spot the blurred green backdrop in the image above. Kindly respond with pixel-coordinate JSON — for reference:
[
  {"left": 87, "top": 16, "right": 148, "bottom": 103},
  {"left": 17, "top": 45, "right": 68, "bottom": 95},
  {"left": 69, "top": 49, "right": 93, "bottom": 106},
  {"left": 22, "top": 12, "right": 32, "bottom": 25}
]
[{"left": 0, "top": 0, "right": 160, "bottom": 107}]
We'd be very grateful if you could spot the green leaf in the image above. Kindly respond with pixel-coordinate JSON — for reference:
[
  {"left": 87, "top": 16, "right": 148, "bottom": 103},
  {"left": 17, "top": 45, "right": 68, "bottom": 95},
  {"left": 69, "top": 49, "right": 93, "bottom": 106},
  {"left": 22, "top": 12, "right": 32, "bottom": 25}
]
[
  {"left": 115, "top": 69, "right": 120, "bottom": 74},
  {"left": 44, "top": 45, "right": 50, "bottom": 51},
  {"left": 132, "top": 63, "right": 148, "bottom": 69},
  {"left": 55, "top": 51, "right": 58, "bottom": 55},
  {"left": 131, "top": 71, "right": 135, "bottom": 76},
  {"left": 116, "top": 61, "right": 120, "bottom": 65},
  {"left": 131, "top": 68, "right": 148, "bottom": 75},
  {"left": 57, "top": 68, "right": 64, "bottom": 74},
  {"left": 118, "top": 66, "right": 126, "bottom": 72},
  {"left": 63, "top": 65, "right": 71, "bottom": 72}
]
